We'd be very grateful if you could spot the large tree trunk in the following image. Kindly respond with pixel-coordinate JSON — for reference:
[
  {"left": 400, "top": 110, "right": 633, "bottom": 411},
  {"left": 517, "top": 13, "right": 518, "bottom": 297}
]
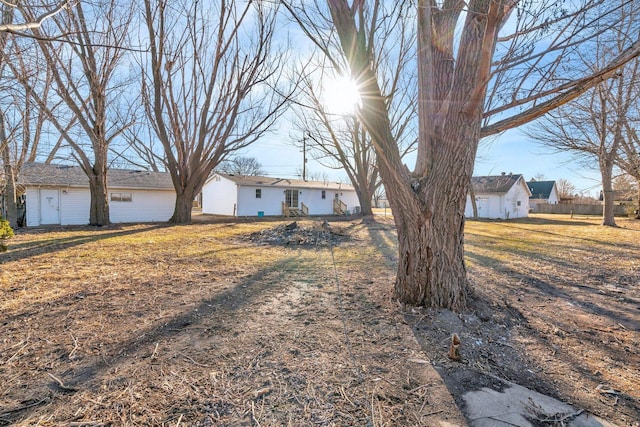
[
  {"left": 2, "top": 161, "right": 17, "bottom": 229},
  {"left": 353, "top": 174, "right": 374, "bottom": 215},
  {"left": 357, "top": 190, "right": 373, "bottom": 215},
  {"left": 87, "top": 166, "right": 110, "bottom": 226},
  {"left": 600, "top": 157, "right": 617, "bottom": 227},
  {"left": 326, "top": 0, "right": 505, "bottom": 309},
  {"left": 1, "top": 114, "right": 17, "bottom": 229},
  {"left": 393, "top": 198, "right": 467, "bottom": 309},
  {"left": 170, "top": 188, "right": 194, "bottom": 224},
  {"left": 386, "top": 147, "right": 471, "bottom": 310},
  {"left": 636, "top": 179, "right": 640, "bottom": 219}
]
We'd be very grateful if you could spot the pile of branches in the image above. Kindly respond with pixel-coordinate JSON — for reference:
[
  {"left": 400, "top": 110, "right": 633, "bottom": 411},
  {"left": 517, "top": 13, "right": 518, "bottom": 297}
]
[{"left": 245, "top": 221, "right": 348, "bottom": 246}]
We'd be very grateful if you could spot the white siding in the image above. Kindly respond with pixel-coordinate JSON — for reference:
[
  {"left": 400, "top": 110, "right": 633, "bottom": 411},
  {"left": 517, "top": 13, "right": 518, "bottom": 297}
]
[
  {"left": 200, "top": 174, "right": 361, "bottom": 217},
  {"left": 235, "top": 185, "right": 361, "bottom": 216},
  {"left": 466, "top": 194, "right": 505, "bottom": 219},
  {"left": 25, "top": 186, "right": 41, "bottom": 227},
  {"left": 548, "top": 184, "right": 559, "bottom": 204},
  {"left": 202, "top": 175, "right": 238, "bottom": 215},
  {"left": 237, "top": 186, "right": 283, "bottom": 216},
  {"left": 110, "top": 189, "right": 175, "bottom": 223},
  {"left": 60, "top": 188, "right": 91, "bottom": 225},
  {"left": 25, "top": 185, "right": 175, "bottom": 226},
  {"left": 24, "top": 186, "right": 89, "bottom": 226},
  {"left": 301, "top": 188, "right": 333, "bottom": 215},
  {"left": 503, "top": 181, "right": 530, "bottom": 219},
  {"left": 466, "top": 180, "right": 530, "bottom": 219},
  {"left": 336, "top": 190, "right": 360, "bottom": 214}
]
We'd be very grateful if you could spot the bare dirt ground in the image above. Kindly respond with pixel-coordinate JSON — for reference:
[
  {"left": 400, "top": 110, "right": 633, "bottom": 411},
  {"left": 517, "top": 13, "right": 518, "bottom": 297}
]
[
  {"left": 400, "top": 215, "right": 640, "bottom": 426},
  {"left": 0, "top": 218, "right": 462, "bottom": 426},
  {"left": 1, "top": 214, "right": 638, "bottom": 426}
]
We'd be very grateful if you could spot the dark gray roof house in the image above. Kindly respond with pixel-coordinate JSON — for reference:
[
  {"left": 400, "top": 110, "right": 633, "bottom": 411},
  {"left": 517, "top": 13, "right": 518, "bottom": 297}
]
[
  {"left": 527, "top": 180, "right": 559, "bottom": 209},
  {"left": 18, "top": 162, "right": 176, "bottom": 226},
  {"left": 19, "top": 162, "right": 174, "bottom": 190},
  {"left": 527, "top": 180, "right": 557, "bottom": 200}
]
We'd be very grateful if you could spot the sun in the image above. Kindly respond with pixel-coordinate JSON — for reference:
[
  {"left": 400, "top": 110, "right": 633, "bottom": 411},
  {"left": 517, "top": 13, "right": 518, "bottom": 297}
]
[{"left": 321, "top": 74, "right": 362, "bottom": 116}]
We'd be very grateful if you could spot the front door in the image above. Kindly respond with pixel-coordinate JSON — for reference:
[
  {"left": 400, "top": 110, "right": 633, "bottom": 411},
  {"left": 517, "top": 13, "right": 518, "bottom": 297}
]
[
  {"left": 476, "top": 197, "right": 489, "bottom": 217},
  {"left": 40, "top": 189, "right": 60, "bottom": 224},
  {"left": 285, "top": 189, "right": 298, "bottom": 208}
]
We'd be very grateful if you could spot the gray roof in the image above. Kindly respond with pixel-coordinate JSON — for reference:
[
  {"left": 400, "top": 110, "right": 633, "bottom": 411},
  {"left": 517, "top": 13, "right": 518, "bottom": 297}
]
[
  {"left": 471, "top": 174, "right": 525, "bottom": 194},
  {"left": 18, "top": 162, "right": 174, "bottom": 190},
  {"left": 215, "top": 173, "right": 354, "bottom": 191},
  {"left": 527, "top": 180, "right": 556, "bottom": 200}
]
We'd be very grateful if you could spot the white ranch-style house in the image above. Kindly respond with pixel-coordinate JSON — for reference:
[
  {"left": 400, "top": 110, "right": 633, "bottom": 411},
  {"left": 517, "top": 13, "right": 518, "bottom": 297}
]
[
  {"left": 18, "top": 162, "right": 176, "bottom": 226},
  {"left": 465, "top": 173, "right": 531, "bottom": 219},
  {"left": 201, "top": 173, "right": 360, "bottom": 217}
]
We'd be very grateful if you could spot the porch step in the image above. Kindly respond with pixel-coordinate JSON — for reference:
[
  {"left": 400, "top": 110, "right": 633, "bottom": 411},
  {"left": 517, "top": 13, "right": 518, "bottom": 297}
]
[{"left": 287, "top": 208, "right": 307, "bottom": 217}]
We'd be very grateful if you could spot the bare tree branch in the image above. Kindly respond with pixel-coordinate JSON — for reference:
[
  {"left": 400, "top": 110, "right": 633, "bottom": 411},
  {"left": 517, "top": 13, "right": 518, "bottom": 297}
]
[{"left": 0, "top": 0, "right": 71, "bottom": 32}]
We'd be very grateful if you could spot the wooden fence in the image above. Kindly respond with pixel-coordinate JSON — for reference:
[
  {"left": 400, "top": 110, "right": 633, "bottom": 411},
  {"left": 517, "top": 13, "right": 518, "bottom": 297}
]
[{"left": 534, "top": 203, "right": 630, "bottom": 216}]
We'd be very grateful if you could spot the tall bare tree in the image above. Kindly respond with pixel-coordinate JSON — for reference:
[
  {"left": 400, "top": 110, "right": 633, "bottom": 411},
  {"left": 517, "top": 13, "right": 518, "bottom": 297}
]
[
  {"left": 555, "top": 178, "right": 577, "bottom": 199},
  {"left": 141, "top": 0, "right": 290, "bottom": 224},
  {"left": 16, "top": 0, "right": 137, "bottom": 226},
  {"left": 294, "top": 73, "right": 381, "bottom": 214},
  {"left": 0, "top": 3, "right": 58, "bottom": 227},
  {"left": 528, "top": 1, "right": 640, "bottom": 226},
  {"left": 291, "top": 2, "right": 417, "bottom": 216},
  {"left": 0, "top": 4, "right": 17, "bottom": 226},
  {"left": 217, "top": 156, "right": 266, "bottom": 177},
  {"left": 619, "top": 123, "right": 640, "bottom": 216},
  {"left": 286, "top": 0, "right": 640, "bottom": 308}
]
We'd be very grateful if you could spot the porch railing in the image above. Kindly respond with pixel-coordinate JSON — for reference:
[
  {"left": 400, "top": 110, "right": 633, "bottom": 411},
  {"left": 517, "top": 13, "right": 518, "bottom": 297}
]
[{"left": 333, "top": 199, "right": 347, "bottom": 215}]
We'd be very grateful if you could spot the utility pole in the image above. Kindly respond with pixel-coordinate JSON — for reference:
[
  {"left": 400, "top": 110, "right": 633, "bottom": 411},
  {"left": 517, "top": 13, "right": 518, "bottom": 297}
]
[{"left": 302, "top": 135, "right": 307, "bottom": 181}]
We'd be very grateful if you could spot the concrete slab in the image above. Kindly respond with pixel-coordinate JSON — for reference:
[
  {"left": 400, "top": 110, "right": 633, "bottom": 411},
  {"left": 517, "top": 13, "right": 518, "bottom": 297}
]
[{"left": 462, "top": 377, "right": 618, "bottom": 427}]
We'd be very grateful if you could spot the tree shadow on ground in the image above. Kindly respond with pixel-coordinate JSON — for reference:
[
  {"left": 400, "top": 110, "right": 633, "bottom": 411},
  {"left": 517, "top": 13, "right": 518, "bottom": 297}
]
[
  {"left": 362, "top": 217, "right": 639, "bottom": 425},
  {"left": 1, "top": 256, "right": 301, "bottom": 424},
  {"left": 2, "top": 223, "right": 169, "bottom": 265}
]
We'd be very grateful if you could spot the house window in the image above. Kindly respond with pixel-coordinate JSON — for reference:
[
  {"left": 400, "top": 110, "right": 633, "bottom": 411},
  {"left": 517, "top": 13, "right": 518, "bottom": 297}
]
[
  {"left": 517, "top": 201, "right": 521, "bottom": 206},
  {"left": 321, "top": 190, "right": 326, "bottom": 200},
  {"left": 111, "top": 192, "right": 132, "bottom": 202},
  {"left": 256, "top": 189, "right": 262, "bottom": 199}
]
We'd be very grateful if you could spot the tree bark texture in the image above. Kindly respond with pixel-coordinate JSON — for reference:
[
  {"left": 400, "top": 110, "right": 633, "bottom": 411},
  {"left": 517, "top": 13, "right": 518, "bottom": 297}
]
[
  {"left": 170, "top": 186, "right": 196, "bottom": 224},
  {"left": 1, "top": 115, "right": 17, "bottom": 228},
  {"left": 2, "top": 158, "right": 17, "bottom": 229},
  {"left": 636, "top": 182, "right": 640, "bottom": 219},
  {"left": 87, "top": 164, "right": 110, "bottom": 226},
  {"left": 392, "top": 178, "right": 469, "bottom": 309},
  {"left": 356, "top": 187, "right": 373, "bottom": 215},
  {"left": 600, "top": 158, "right": 617, "bottom": 227}
]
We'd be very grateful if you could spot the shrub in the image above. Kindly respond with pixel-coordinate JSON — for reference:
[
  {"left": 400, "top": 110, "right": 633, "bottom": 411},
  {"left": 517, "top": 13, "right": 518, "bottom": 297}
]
[{"left": 0, "top": 216, "right": 13, "bottom": 251}]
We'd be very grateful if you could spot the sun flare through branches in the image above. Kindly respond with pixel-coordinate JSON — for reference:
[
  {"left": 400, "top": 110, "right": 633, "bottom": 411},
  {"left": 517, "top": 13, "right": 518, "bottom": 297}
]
[{"left": 321, "top": 74, "right": 362, "bottom": 116}]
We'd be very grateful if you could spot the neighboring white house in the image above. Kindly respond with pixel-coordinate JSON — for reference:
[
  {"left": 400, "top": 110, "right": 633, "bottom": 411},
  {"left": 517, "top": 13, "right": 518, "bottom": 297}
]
[
  {"left": 465, "top": 173, "right": 531, "bottom": 219},
  {"left": 201, "top": 173, "right": 360, "bottom": 217},
  {"left": 18, "top": 162, "right": 176, "bottom": 226},
  {"left": 527, "top": 180, "right": 560, "bottom": 211}
]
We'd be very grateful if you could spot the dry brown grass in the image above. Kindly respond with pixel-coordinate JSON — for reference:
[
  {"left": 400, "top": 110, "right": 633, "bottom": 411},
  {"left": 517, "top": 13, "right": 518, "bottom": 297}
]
[
  {"left": 459, "top": 214, "right": 640, "bottom": 425},
  {"left": 0, "top": 219, "right": 462, "bottom": 426},
  {"left": 3, "top": 214, "right": 638, "bottom": 426}
]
